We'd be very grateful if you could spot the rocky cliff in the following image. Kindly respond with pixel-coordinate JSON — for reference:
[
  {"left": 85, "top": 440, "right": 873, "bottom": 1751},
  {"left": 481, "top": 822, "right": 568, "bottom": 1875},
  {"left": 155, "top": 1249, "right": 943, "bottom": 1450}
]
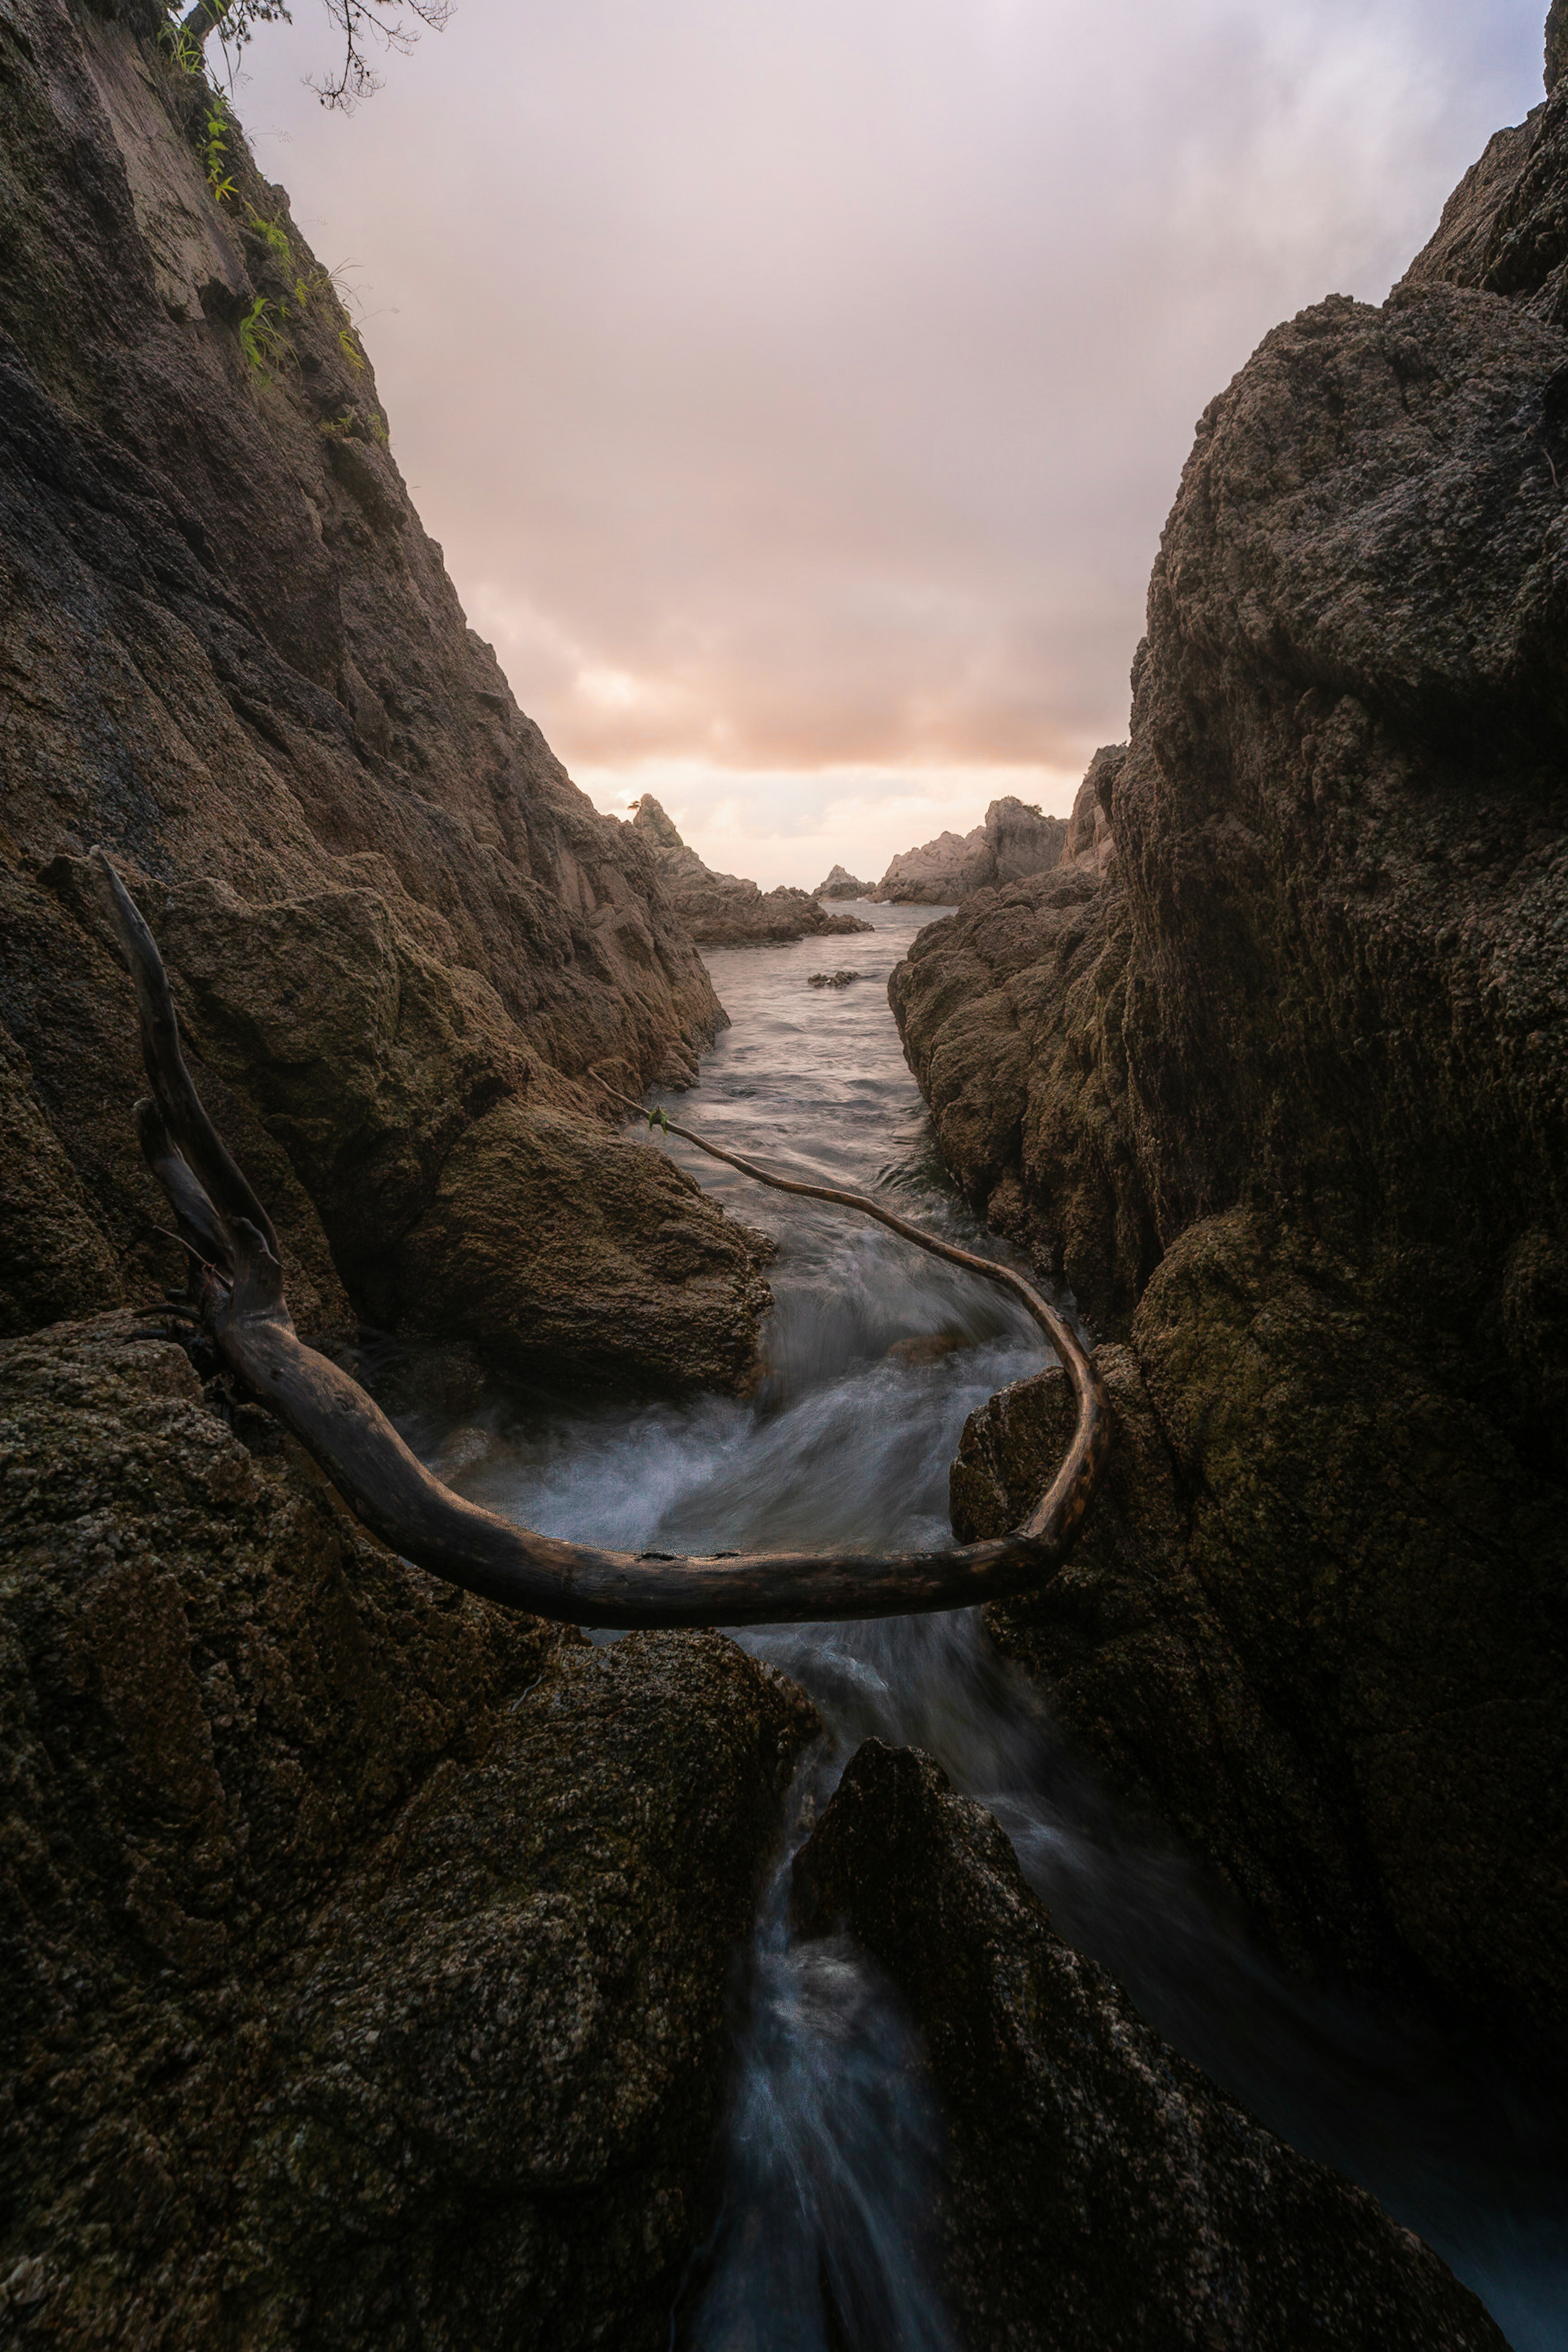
[
  {"left": 872, "top": 794, "right": 1069, "bottom": 903},
  {"left": 0, "top": 0, "right": 773, "bottom": 1392},
  {"left": 892, "top": 45, "right": 1568, "bottom": 2046},
  {"left": 627, "top": 796, "right": 871, "bottom": 948}
]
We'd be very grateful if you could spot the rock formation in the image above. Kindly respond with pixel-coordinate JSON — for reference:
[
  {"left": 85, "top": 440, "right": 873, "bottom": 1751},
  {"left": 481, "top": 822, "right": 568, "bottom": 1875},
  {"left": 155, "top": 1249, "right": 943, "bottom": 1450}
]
[
  {"left": 0, "top": 0, "right": 771, "bottom": 1391},
  {"left": 892, "top": 42, "right": 1568, "bottom": 2045},
  {"left": 3, "top": 0, "right": 1559, "bottom": 2339},
  {"left": 872, "top": 795, "right": 1069, "bottom": 902},
  {"left": 0, "top": 1314, "right": 819, "bottom": 2347},
  {"left": 792, "top": 1741, "right": 1506, "bottom": 2352},
  {"left": 811, "top": 863, "right": 873, "bottom": 898},
  {"left": 628, "top": 798, "right": 871, "bottom": 947}
]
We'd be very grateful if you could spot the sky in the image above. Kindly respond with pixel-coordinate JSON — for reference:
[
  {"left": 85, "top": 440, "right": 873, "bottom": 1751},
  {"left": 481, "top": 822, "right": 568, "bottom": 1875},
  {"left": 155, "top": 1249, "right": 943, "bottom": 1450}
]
[{"left": 234, "top": 0, "right": 1545, "bottom": 886}]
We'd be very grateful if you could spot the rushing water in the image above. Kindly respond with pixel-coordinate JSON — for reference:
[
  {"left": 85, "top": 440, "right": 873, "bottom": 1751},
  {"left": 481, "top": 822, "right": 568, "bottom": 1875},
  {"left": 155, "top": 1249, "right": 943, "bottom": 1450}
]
[{"left": 390, "top": 903, "right": 1567, "bottom": 2352}]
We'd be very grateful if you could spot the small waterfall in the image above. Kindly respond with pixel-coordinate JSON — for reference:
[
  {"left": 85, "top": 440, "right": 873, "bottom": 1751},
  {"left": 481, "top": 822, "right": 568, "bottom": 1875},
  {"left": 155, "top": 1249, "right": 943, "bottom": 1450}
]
[{"left": 676, "top": 1758, "right": 957, "bottom": 2352}]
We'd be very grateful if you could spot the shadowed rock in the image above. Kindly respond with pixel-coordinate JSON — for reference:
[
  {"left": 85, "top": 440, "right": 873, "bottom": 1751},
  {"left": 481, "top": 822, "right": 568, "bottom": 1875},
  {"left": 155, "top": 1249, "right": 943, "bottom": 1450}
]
[
  {"left": 0, "top": 1314, "right": 819, "bottom": 2348},
  {"left": 792, "top": 1739, "right": 1508, "bottom": 2352},
  {"left": 0, "top": 0, "right": 763, "bottom": 1389},
  {"left": 888, "top": 24, "right": 1568, "bottom": 2046}
]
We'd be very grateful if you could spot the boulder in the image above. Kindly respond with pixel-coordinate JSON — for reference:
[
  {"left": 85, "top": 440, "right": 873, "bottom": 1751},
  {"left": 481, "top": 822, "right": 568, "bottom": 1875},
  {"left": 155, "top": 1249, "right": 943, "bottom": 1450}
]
[
  {"left": 791, "top": 1739, "right": 1506, "bottom": 2352},
  {"left": 0, "top": 1314, "right": 818, "bottom": 2348},
  {"left": 953, "top": 1225, "right": 1568, "bottom": 2032},
  {"left": 628, "top": 799, "right": 871, "bottom": 947}
]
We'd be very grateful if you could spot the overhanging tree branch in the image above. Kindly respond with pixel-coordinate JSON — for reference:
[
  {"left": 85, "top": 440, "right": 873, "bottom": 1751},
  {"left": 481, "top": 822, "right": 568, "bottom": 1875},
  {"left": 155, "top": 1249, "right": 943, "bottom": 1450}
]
[
  {"left": 89, "top": 848, "right": 1110, "bottom": 1629},
  {"left": 176, "top": 0, "right": 451, "bottom": 110}
]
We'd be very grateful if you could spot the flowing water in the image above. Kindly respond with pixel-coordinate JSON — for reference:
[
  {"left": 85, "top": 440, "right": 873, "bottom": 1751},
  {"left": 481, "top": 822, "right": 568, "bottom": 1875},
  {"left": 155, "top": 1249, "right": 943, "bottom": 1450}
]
[{"left": 390, "top": 903, "right": 1568, "bottom": 2352}]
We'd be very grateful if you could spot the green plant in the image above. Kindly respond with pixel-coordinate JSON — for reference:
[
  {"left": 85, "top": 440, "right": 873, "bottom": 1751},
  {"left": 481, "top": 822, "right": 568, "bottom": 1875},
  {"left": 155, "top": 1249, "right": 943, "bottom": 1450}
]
[
  {"left": 337, "top": 323, "right": 367, "bottom": 376},
  {"left": 319, "top": 404, "right": 387, "bottom": 444},
  {"left": 238, "top": 293, "right": 294, "bottom": 379},
  {"left": 647, "top": 1106, "right": 670, "bottom": 1136},
  {"left": 245, "top": 204, "right": 294, "bottom": 271},
  {"left": 158, "top": 17, "right": 206, "bottom": 74},
  {"left": 157, "top": 14, "right": 235, "bottom": 201},
  {"left": 204, "top": 101, "right": 235, "bottom": 202}
]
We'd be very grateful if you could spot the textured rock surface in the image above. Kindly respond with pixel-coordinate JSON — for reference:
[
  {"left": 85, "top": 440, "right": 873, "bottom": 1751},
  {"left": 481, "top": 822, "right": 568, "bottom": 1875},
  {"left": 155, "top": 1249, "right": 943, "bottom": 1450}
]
[
  {"left": 792, "top": 1740, "right": 1506, "bottom": 2352},
  {"left": 810, "top": 863, "right": 873, "bottom": 899},
  {"left": 872, "top": 796, "right": 1069, "bottom": 903},
  {"left": 628, "top": 798, "right": 871, "bottom": 949},
  {"left": 0, "top": 1315, "right": 818, "bottom": 2348},
  {"left": 954, "top": 1219, "right": 1568, "bottom": 2033},
  {"left": 0, "top": 0, "right": 769, "bottom": 1388},
  {"left": 890, "top": 752, "right": 1154, "bottom": 1329},
  {"left": 891, "top": 45, "right": 1568, "bottom": 2041}
]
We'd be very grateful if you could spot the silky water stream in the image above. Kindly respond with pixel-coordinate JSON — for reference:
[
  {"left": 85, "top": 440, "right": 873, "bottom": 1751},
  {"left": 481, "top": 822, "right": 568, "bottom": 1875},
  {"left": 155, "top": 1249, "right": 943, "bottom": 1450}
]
[{"left": 388, "top": 903, "right": 1567, "bottom": 2351}]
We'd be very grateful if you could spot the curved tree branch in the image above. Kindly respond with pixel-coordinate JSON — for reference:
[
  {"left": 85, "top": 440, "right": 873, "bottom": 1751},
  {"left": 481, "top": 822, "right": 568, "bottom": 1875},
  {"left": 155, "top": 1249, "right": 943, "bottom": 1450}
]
[{"left": 88, "top": 847, "right": 1110, "bottom": 1627}]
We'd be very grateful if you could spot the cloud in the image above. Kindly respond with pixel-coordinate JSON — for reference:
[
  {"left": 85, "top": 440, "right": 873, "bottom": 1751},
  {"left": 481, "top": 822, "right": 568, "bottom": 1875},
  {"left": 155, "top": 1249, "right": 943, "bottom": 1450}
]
[{"left": 238, "top": 0, "right": 1544, "bottom": 882}]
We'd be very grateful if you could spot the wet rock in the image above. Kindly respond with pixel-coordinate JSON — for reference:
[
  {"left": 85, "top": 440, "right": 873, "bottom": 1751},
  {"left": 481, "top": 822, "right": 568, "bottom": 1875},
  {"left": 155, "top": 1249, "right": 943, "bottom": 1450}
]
[
  {"left": 806, "top": 968, "right": 861, "bottom": 988},
  {"left": 0, "top": 1313, "right": 819, "bottom": 2348},
  {"left": 628, "top": 798, "right": 872, "bottom": 947},
  {"left": 871, "top": 797, "right": 1069, "bottom": 903},
  {"left": 811, "top": 864, "right": 873, "bottom": 899},
  {"left": 954, "top": 1212, "right": 1568, "bottom": 2041},
  {"left": 0, "top": 0, "right": 746, "bottom": 1386},
  {"left": 792, "top": 1739, "right": 1508, "bottom": 2352},
  {"left": 885, "top": 1331, "right": 969, "bottom": 1364}
]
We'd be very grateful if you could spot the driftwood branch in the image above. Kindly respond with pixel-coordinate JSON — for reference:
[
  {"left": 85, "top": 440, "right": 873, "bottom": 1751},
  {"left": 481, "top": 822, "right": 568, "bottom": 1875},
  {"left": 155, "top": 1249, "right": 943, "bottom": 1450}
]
[{"left": 88, "top": 847, "right": 1109, "bottom": 1627}]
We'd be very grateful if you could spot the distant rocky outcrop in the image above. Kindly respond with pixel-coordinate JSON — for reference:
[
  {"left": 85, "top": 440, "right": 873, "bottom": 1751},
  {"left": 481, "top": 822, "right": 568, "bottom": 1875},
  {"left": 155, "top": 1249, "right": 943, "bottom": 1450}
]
[
  {"left": 628, "top": 798, "right": 871, "bottom": 947},
  {"left": 792, "top": 1741, "right": 1506, "bottom": 2352},
  {"left": 0, "top": 0, "right": 770, "bottom": 1393},
  {"left": 872, "top": 796, "right": 1069, "bottom": 903},
  {"left": 811, "top": 863, "right": 873, "bottom": 899},
  {"left": 891, "top": 35, "right": 1568, "bottom": 2050}
]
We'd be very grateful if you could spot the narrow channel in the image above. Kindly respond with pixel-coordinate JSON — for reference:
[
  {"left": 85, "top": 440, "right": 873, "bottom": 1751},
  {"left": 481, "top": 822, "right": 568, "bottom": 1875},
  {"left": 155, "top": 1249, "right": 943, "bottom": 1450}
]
[{"left": 392, "top": 905, "right": 1567, "bottom": 2352}]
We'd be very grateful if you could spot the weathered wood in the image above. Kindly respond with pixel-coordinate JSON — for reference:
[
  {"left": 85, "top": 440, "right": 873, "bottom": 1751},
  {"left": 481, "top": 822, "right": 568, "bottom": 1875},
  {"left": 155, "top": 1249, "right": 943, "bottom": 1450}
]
[
  {"left": 91, "top": 853, "right": 281, "bottom": 1260},
  {"left": 89, "top": 846, "right": 1110, "bottom": 1627}
]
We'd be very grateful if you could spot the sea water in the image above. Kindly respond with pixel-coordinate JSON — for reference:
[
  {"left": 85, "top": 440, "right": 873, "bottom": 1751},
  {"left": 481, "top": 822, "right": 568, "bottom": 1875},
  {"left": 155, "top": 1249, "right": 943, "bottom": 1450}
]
[{"left": 390, "top": 903, "right": 1567, "bottom": 2352}]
